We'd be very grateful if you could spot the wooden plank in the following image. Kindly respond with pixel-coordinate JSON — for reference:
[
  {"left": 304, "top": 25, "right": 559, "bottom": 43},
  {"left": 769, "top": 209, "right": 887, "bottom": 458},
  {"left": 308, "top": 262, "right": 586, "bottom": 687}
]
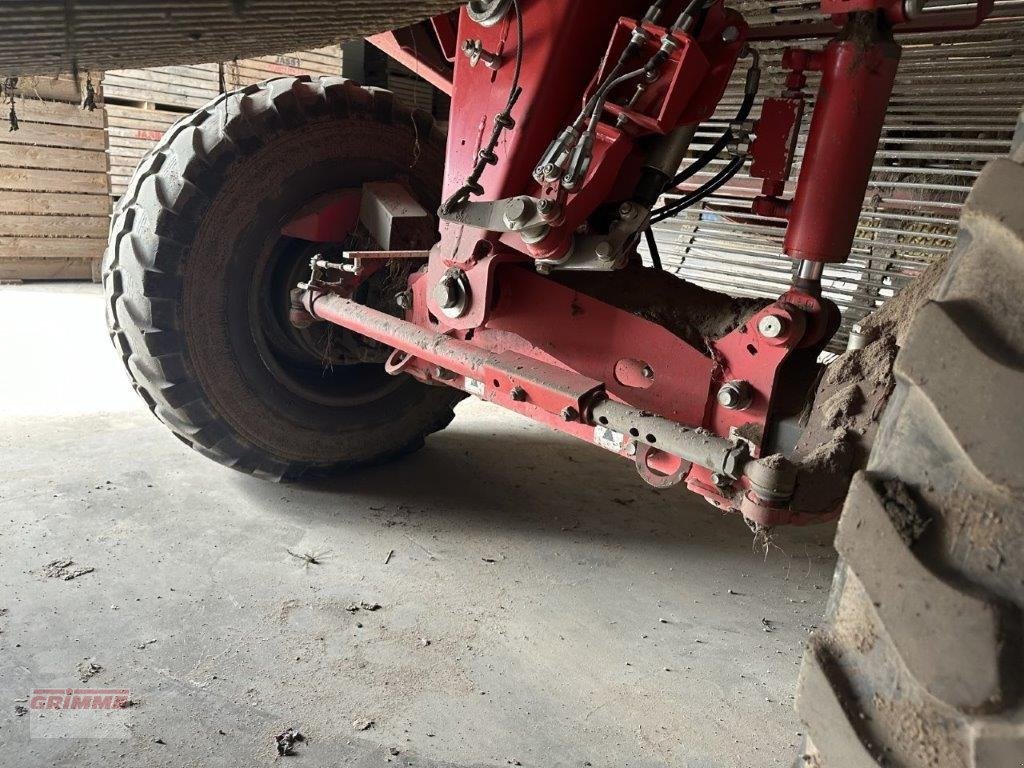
[
  {"left": 105, "top": 134, "right": 164, "bottom": 151},
  {"left": 224, "top": 46, "right": 343, "bottom": 87},
  {"left": 106, "top": 67, "right": 220, "bottom": 94},
  {"left": 0, "top": 257, "right": 95, "bottom": 280},
  {"left": 0, "top": 167, "right": 108, "bottom": 195},
  {"left": 102, "top": 77, "right": 214, "bottom": 102},
  {"left": 0, "top": 143, "right": 107, "bottom": 173},
  {"left": 12, "top": 99, "right": 105, "bottom": 128},
  {"left": 0, "top": 191, "right": 111, "bottom": 216},
  {"left": 0, "top": 121, "right": 105, "bottom": 150},
  {"left": 13, "top": 74, "right": 100, "bottom": 105},
  {"left": 102, "top": 69, "right": 218, "bottom": 109},
  {"left": 102, "top": 85, "right": 205, "bottom": 109},
  {"left": 228, "top": 61, "right": 339, "bottom": 82},
  {"left": 107, "top": 163, "right": 143, "bottom": 176},
  {"left": 106, "top": 104, "right": 183, "bottom": 127},
  {"left": 0, "top": 213, "right": 109, "bottom": 238},
  {"left": 0, "top": 237, "right": 105, "bottom": 260}
]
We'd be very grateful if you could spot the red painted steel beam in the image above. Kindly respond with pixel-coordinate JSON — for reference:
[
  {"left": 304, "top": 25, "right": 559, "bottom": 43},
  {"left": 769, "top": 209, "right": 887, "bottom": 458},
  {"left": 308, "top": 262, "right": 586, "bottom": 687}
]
[{"left": 368, "top": 29, "right": 454, "bottom": 96}]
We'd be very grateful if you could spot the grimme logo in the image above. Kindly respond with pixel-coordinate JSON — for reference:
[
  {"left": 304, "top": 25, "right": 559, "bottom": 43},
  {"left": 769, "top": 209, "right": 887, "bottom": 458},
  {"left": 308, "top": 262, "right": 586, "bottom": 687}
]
[
  {"left": 26, "top": 686, "right": 133, "bottom": 737},
  {"left": 30, "top": 688, "right": 131, "bottom": 710}
]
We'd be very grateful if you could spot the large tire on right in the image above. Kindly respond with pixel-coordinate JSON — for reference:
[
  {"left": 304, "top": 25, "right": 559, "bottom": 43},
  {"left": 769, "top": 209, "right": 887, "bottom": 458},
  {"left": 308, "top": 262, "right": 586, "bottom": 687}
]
[{"left": 795, "top": 128, "right": 1024, "bottom": 763}]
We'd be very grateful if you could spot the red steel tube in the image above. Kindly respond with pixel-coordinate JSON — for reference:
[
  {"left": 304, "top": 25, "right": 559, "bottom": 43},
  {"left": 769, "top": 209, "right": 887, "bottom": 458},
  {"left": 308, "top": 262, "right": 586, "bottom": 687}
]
[
  {"left": 301, "top": 291, "right": 492, "bottom": 378},
  {"left": 783, "top": 16, "right": 901, "bottom": 264}
]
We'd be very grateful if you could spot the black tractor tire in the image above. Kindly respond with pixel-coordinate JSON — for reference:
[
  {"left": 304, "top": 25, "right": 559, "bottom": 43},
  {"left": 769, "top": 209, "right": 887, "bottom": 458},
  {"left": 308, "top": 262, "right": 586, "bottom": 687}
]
[
  {"left": 795, "top": 129, "right": 1024, "bottom": 762},
  {"left": 103, "top": 76, "right": 462, "bottom": 481}
]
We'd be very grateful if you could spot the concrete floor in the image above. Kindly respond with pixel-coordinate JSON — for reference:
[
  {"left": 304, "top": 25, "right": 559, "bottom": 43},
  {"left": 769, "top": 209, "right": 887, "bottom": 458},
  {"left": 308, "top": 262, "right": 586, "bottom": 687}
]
[{"left": 0, "top": 284, "right": 837, "bottom": 767}]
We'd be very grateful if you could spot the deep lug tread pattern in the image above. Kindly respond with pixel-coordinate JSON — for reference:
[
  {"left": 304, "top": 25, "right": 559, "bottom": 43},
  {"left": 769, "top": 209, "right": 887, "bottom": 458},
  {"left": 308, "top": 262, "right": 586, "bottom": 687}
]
[
  {"left": 798, "top": 118, "right": 1024, "bottom": 766},
  {"left": 103, "top": 76, "right": 459, "bottom": 482},
  {"left": 835, "top": 473, "right": 1006, "bottom": 711}
]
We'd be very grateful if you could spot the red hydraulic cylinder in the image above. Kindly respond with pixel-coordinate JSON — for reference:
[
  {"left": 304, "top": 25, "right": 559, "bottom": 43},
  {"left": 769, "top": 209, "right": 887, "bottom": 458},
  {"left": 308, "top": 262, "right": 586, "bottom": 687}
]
[{"left": 783, "top": 14, "right": 901, "bottom": 264}]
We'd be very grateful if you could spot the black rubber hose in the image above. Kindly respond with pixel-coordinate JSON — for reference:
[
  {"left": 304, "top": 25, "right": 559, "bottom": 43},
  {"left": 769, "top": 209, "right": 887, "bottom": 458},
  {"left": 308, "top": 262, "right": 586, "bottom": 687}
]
[
  {"left": 668, "top": 88, "right": 755, "bottom": 188},
  {"left": 643, "top": 226, "right": 663, "bottom": 270},
  {"left": 650, "top": 154, "right": 746, "bottom": 224}
]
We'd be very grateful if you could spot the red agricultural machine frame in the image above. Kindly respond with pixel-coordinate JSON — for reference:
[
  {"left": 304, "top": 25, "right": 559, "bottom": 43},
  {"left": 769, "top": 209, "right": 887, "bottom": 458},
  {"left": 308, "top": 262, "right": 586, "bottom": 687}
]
[{"left": 290, "top": 0, "right": 990, "bottom": 527}]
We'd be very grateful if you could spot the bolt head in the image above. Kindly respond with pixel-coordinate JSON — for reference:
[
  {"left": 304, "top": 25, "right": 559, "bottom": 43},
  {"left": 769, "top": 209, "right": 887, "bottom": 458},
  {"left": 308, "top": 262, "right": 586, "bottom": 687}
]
[
  {"left": 721, "top": 25, "right": 739, "bottom": 43},
  {"left": 757, "top": 315, "right": 786, "bottom": 339},
  {"left": 717, "top": 380, "right": 751, "bottom": 410},
  {"left": 433, "top": 276, "right": 461, "bottom": 309},
  {"left": 395, "top": 291, "right": 413, "bottom": 311},
  {"left": 594, "top": 241, "right": 613, "bottom": 262},
  {"left": 641, "top": 365, "right": 654, "bottom": 380},
  {"left": 618, "top": 202, "right": 637, "bottom": 220},
  {"left": 510, "top": 386, "right": 527, "bottom": 402},
  {"left": 504, "top": 197, "right": 529, "bottom": 224},
  {"left": 559, "top": 406, "right": 579, "bottom": 422}
]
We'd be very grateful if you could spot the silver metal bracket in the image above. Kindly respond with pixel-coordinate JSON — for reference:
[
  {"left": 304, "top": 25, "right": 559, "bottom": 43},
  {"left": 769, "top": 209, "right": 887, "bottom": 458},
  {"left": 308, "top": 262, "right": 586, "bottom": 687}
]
[
  {"left": 438, "top": 195, "right": 553, "bottom": 243},
  {"left": 536, "top": 201, "right": 649, "bottom": 273}
]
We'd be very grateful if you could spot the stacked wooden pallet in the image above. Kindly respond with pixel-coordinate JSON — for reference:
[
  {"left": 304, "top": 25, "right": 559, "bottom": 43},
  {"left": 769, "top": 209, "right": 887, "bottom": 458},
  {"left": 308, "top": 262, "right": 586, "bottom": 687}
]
[
  {"left": 0, "top": 46, "right": 345, "bottom": 279},
  {"left": 105, "top": 106, "right": 181, "bottom": 198},
  {"left": 222, "top": 47, "right": 342, "bottom": 90},
  {"left": 104, "top": 46, "right": 342, "bottom": 200},
  {"left": 102, "top": 64, "right": 220, "bottom": 111},
  {"left": 0, "top": 78, "right": 110, "bottom": 280}
]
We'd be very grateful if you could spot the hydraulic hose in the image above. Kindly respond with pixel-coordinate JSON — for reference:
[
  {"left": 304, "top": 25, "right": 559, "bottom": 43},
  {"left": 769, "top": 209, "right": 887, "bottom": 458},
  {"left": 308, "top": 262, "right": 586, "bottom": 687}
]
[{"left": 650, "top": 153, "right": 746, "bottom": 223}]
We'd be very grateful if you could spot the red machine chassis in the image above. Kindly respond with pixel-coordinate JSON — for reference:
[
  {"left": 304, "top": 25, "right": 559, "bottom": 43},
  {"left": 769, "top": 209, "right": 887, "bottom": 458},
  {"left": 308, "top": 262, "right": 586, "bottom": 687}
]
[{"left": 293, "top": 0, "right": 989, "bottom": 527}]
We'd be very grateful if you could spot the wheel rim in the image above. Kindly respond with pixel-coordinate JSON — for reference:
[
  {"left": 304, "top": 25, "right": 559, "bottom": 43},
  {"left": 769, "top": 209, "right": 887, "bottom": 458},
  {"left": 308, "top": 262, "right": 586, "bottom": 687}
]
[{"left": 246, "top": 205, "right": 408, "bottom": 409}]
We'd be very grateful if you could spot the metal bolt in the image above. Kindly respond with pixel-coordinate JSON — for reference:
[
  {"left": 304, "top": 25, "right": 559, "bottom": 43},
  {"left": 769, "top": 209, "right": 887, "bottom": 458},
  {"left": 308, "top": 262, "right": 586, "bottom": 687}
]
[
  {"left": 846, "top": 323, "right": 874, "bottom": 352},
  {"left": 541, "top": 163, "right": 560, "bottom": 182},
  {"left": 717, "top": 380, "right": 752, "bottom": 410},
  {"left": 433, "top": 366, "right": 456, "bottom": 381},
  {"left": 462, "top": 39, "right": 501, "bottom": 70},
  {"left": 757, "top": 314, "right": 787, "bottom": 339},
  {"left": 510, "top": 386, "right": 527, "bottom": 402},
  {"left": 560, "top": 406, "right": 579, "bottom": 422},
  {"left": 395, "top": 290, "right": 413, "bottom": 311},
  {"left": 434, "top": 275, "right": 461, "bottom": 309},
  {"left": 641, "top": 366, "right": 654, "bottom": 380},
  {"left": 537, "top": 198, "right": 555, "bottom": 215},
  {"left": 595, "top": 241, "right": 614, "bottom": 262},
  {"left": 618, "top": 202, "right": 638, "bottom": 220},
  {"left": 710, "top": 472, "right": 732, "bottom": 489},
  {"left": 721, "top": 25, "right": 739, "bottom": 43},
  {"left": 504, "top": 197, "right": 529, "bottom": 224}
]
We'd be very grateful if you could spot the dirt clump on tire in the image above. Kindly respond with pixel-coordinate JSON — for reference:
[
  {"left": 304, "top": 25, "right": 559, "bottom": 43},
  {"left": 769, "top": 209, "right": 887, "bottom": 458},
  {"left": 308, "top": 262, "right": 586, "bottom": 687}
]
[{"left": 788, "top": 250, "right": 952, "bottom": 516}]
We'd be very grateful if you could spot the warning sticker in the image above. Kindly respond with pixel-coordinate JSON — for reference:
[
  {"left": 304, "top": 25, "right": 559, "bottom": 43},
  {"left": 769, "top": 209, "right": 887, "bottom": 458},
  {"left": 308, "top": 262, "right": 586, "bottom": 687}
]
[{"left": 593, "top": 425, "right": 625, "bottom": 453}]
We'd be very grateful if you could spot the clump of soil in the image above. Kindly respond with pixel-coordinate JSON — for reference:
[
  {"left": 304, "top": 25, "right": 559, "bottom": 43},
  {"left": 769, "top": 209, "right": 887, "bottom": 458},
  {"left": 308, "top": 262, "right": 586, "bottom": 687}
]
[
  {"left": 832, "top": 575, "right": 878, "bottom": 655},
  {"left": 790, "top": 335, "right": 898, "bottom": 514},
  {"left": 554, "top": 266, "right": 769, "bottom": 349},
  {"left": 880, "top": 479, "right": 930, "bottom": 546},
  {"left": 790, "top": 249, "right": 953, "bottom": 516},
  {"left": 871, "top": 693, "right": 968, "bottom": 768},
  {"left": 41, "top": 558, "right": 94, "bottom": 581},
  {"left": 77, "top": 660, "right": 103, "bottom": 683}
]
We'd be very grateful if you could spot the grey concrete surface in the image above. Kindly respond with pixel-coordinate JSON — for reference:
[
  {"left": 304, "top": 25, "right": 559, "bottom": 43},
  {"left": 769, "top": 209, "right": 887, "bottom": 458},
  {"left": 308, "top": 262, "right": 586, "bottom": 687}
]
[{"left": 0, "top": 284, "right": 837, "bottom": 767}]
